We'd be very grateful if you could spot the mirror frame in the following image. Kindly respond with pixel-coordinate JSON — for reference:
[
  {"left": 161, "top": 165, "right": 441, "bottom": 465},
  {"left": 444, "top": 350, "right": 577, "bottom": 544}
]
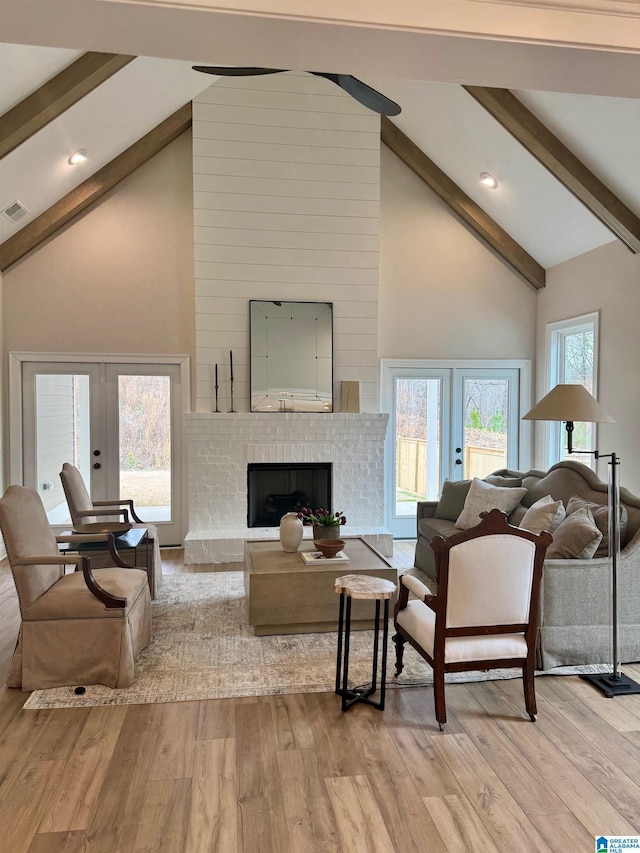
[{"left": 249, "top": 300, "right": 334, "bottom": 413}]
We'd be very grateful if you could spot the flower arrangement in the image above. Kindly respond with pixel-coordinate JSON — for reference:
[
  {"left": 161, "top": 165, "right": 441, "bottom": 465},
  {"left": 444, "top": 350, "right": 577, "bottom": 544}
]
[{"left": 297, "top": 507, "right": 347, "bottom": 527}]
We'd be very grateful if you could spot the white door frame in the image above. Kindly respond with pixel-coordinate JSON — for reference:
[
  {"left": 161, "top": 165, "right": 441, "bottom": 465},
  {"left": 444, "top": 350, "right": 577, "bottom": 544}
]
[
  {"left": 9, "top": 352, "right": 190, "bottom": 542},
  {"left": 380, "top": 358, "right": 532, "bottom": 536}
]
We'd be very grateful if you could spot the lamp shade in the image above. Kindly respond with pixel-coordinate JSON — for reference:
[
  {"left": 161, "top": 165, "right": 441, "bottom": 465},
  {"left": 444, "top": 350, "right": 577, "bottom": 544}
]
[{"left": 523, "top": 384, "right": 614, "bottom": 423}]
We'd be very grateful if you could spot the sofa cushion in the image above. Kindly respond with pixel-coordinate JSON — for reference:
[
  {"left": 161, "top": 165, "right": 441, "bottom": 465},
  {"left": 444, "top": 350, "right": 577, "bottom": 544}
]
[
  {"left": 566, "top": 493, "right": 628, "bottom": 558},
  {"left": 434, "top": 479, "right": 472, "bottom": 521},
  {"left": 546, "top": 506, "right": 602, "bottom": 559},
  {"left": 519, "top": 495, "right": 566, "bottom": 535},
  {"left": 508, "top": 504, "right": 528, "bottom": 527},
  {"left": 455, "top": 478, "right": 527, "bottom": 531},
  {"left": 485, "top": 474, "right": 523, "bottom": 488},
  {"left": 418, "top": 516, "right": 459, "bottom": 543}
]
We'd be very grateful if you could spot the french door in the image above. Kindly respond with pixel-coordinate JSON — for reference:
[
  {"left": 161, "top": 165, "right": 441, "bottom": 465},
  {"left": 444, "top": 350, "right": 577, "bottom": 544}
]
[
  {"left": 19, "top": 358, "right": 186, "bottom": 545},
  {"left": 381, "top": 360, "right": 531, "bottom": 538}
]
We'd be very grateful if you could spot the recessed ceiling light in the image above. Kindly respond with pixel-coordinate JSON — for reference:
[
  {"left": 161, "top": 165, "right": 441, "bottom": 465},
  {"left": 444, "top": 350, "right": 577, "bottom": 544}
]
[
  {"left": 68, "top": 148, "right": 87, "bottom": 165},
  {"left": 480, "top": 172, "right": 498, "bottom": 189}
]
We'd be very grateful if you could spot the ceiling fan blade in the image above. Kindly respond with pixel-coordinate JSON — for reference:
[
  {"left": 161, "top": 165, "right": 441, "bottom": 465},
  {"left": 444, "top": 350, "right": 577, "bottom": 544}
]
[
  {"left": 192, "top": 66, "right": 401, "bottom": 116},
  {"left": 192, "top": 66, "right": 285, "bottom": 76},
  {"left": 335, "top": 75, "right": 401, "bottom": 116}
]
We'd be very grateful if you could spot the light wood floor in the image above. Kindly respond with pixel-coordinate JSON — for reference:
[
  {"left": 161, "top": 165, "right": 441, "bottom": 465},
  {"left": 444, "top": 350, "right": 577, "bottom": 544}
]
[{"left": 1, "top": 546, "right": 639, "bottom": 852}]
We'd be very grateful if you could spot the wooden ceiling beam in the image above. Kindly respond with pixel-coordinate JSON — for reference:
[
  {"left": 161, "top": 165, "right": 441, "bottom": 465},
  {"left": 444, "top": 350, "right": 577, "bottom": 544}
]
[
  {"left": 381, "top": 116, "right": 545, "bottom": 290},
  {"left": 0, "top": 52, "right": 135, "bottom": 159},
  {"left": 464, "top": 86, "right": 640, "bottom": 254},
  {"left": 0, "top": 104, "right": 192, "bottom": 271}
]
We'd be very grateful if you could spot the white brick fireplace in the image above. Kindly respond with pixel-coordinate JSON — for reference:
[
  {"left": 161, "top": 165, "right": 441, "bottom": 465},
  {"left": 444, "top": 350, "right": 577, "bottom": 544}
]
[{"left": 184, "top": 412, "right": 391, "bottom": 563}]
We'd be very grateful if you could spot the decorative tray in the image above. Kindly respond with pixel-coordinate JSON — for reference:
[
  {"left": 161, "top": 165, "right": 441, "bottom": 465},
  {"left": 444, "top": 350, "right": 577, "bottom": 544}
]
[{"left": 73, "top": 521, "right": 133, "bottom": 535}]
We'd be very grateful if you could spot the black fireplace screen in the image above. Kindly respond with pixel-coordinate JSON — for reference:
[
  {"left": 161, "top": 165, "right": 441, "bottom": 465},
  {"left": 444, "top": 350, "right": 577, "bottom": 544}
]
[{"left": 247, "top": 463, "right": 332, "bottom": 527}]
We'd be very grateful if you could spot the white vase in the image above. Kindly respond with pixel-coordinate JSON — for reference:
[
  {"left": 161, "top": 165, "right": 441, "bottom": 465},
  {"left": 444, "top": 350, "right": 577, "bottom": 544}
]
[{"left": 279, "top": 512, "right": 304, "bottom": 552}]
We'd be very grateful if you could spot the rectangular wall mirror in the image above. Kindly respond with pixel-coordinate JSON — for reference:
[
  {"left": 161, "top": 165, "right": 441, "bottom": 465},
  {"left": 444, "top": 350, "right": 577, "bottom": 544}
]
[{"left": 250, "top": 300, "right": 333, "bottom": 412}]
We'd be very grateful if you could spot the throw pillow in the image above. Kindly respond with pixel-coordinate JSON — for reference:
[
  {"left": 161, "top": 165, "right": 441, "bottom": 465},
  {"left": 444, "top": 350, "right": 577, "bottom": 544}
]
[
  {"left": 434, "top": 479, "right": 472, "bottom": 521},
  {"left": 546, "top": 506, "right": 602, "bottom": 559},
  {"left": 519, "top": 494, "right": 566, "bottom": 535},
  {"left": 565, "top": 494, "right": 628, "bottom": 558},
  {"left": 485, "top": 474, "right": 523, "bottom": 488},
  {"left": 455, "top": 478, "right": 527, "bottom": 530}
]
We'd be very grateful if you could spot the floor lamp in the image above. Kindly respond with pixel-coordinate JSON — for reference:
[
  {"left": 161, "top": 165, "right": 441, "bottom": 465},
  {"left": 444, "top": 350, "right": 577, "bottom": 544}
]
[{"left": 523, "top": 383, "right": 640, "bottom": 698}]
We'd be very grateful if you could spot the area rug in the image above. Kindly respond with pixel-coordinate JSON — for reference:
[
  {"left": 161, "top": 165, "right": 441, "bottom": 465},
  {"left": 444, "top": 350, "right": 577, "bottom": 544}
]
[{"left": 23, "top": 572, "right": 608, "bottom": 710}]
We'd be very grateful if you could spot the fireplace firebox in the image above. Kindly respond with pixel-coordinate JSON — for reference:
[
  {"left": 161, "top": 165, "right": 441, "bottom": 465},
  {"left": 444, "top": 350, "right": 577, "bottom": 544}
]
[{"left": 247, "top": 463, "right": 332, "bottom": 528}]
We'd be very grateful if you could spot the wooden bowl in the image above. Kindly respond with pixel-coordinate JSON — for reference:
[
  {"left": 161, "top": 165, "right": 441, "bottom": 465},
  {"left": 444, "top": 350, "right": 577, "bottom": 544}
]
[{"left": 313, "top": 538, "right": 345, "bottom": 558}]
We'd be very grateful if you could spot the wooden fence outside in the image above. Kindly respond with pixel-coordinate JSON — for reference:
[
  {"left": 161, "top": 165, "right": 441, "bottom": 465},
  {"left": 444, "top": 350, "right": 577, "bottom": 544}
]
[{"left": 396, "top": 437, "right": 506, "bottom": 495}]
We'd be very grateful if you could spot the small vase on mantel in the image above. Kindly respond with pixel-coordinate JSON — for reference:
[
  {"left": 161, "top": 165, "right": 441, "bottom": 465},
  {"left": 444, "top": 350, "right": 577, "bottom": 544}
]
[
  {"left": 313, "top": 524, "right": 341, "bottom": 541},
  {"left": 279, "top": 512, "right": 304, "bottom": 552}
]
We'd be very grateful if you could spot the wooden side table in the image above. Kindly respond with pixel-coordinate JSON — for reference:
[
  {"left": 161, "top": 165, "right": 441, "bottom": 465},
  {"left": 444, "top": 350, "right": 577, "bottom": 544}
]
[{"left": 334, "top": 574, "right": 397, "bottom": 711}]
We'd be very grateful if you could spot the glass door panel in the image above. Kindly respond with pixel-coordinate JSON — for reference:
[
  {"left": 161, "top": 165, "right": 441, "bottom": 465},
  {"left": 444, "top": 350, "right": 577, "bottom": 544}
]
[
  {"left": 385, "top": 368, "right": 451, "bottom": 538},
  {"left": 461, "top": 376, "right": 510, "bottom": 479},
  {"left": 394, "top": 377, "right": 442, "bottom": 517},
  {"left": 105, "top": 363, "right": 182, "bottom": 544},
  {"left": 22, "top": 363, "right": 100, "bottom": 525},
  {"left": 117, "top": 374, "right": 172, "bottom": 523},
  {"left": 453, "top": 369, "right": 520, "bottom": 480}
]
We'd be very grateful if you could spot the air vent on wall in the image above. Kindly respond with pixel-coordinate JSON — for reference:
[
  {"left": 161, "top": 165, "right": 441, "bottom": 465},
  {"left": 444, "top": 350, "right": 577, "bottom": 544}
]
[{"left": 2, "top": 200, "right": 29, "bottom": 224}]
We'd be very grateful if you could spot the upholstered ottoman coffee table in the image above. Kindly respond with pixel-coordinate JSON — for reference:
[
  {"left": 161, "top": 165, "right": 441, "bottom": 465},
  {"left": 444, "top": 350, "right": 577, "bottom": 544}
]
[{"left": 243, "top": 537, "right": 397, "bottom": 635}]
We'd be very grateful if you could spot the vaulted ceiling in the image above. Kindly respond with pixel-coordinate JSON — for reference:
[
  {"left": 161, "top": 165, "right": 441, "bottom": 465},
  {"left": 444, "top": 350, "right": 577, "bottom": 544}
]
[{"left": 1, "top": 1, "right": 639, "bottom": 287}]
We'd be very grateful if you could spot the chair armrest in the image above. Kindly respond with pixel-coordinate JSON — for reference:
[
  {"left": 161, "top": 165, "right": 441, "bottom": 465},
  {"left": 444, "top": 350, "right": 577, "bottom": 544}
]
[
  {"left": 79, "top": 556, "right": 127, "bottom": 609},
  {"left": 400, "top": 574, "right": 432, "bottom": 601},
  {"left": 93, "top": 498, "right": 143, "bottom": 524},
  {"left": 397, "top": 574, "right": 438, "bottom": 616},
  {"left": 16, "top": 553, "right": 126, "bottom": 606},
  {"left": 16, "top": 554, "right": 84, "bottom": 566}
]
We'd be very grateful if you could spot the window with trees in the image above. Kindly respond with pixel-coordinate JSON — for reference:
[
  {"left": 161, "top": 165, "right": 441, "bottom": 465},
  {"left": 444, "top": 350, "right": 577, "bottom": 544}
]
[{"left": 546, "top": 312, "right": 599, "bottom": 467}]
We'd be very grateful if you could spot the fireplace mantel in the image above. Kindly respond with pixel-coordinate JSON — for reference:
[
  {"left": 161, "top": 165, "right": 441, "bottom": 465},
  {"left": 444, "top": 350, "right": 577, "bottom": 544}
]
[{"left": 184, "top": 412, "right": 392, "bottom": 563}]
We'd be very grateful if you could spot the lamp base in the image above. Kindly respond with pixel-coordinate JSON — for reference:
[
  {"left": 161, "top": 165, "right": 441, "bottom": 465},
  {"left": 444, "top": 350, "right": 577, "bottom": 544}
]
[{"left": 579, "top": 671, "right": 640, "bottom": 698}]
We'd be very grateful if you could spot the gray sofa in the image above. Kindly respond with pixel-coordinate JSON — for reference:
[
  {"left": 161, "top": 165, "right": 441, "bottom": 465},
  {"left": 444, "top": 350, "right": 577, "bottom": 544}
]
[{"left": 412, "top": 460, "right": 640, "bottom": 669}]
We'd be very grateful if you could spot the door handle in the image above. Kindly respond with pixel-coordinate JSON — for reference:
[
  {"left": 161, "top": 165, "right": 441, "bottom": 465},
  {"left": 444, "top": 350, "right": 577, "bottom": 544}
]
[
  {"left": 93, "top": 462, "right": 101, "bottom": 469},
  {"left": 455, "top": 459, "right": 462, "bottom": 465}
]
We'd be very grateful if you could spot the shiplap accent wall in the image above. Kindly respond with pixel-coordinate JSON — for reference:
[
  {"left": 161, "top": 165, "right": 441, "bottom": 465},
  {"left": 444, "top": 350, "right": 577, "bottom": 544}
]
[{"left": 192, "top": 73, "right": 381, "bottom": 413}]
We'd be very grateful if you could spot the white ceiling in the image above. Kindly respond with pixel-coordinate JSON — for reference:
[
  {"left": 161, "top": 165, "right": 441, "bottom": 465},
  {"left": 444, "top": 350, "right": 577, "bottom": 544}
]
[
  {"left": 0, "top": 51, "right": 216, "bottom": 244},
  {"left": 1, "top": 1, "right": 639, "bottom": 272}
]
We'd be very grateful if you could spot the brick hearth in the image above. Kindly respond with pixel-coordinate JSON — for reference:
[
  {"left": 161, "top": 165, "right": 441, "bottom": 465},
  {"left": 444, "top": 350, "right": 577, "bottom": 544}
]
[{"left": 184, "top": 412, "right": 391, "bottom": 563}]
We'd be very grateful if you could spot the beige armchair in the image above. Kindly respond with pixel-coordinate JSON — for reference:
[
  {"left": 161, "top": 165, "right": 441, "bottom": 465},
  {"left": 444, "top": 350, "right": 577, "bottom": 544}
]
[
  {"left": 60, "top": 462, "right": 160, "bottom": 598},
  {"left": 394, "top": 509, "right": 552, "bottom": 730},
  {"left": 0, "top": 485, "right": 151, "bottom": 691}
]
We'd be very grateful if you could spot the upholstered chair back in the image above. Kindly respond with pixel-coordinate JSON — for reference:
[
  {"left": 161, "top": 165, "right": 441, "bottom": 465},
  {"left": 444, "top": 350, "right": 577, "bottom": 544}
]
[
  {"left": 0, "top": 485, "right": 64, "bottom": 610},
  {"left": 60, "top": 462, "right": 96, "bottom": 525},
  {"left": 445, "top": 534, "right": 536, "bottom": 629}
]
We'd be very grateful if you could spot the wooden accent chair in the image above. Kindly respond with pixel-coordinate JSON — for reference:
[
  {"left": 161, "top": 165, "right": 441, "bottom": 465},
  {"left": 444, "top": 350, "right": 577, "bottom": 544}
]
[
  {"left": 60, "top": 462, "right": 160, "bottom": 598},
  {"left": 394, "top": 509, "right": 552, "bottom": 730},
  {"left": 0, "top": 485, "right": 151, "bottom": 691}
]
